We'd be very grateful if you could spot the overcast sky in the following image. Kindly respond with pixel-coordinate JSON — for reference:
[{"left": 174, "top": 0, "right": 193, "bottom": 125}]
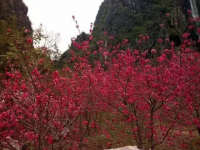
[{"left": 23, "top": 0, "right": 104, "bottom": 53}]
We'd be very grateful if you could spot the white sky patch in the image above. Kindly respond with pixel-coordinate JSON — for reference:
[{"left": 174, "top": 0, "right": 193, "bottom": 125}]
[{"left": 23, "top": 0, "right": 104, "bottom": 53}]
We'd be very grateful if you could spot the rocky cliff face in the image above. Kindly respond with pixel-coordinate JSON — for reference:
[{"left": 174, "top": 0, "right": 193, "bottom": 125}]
[
  {"left": 0, "top": 0, "right": 32, "bottom": 30},
  {"left": 60, "top": 0, "right": 200, "bottom": 65},
  {"left": 92, "top": 0, "right": 188, "bottom": 47},
  {"left": 0, "top": 0, "right": 32, "bottom": 72}
]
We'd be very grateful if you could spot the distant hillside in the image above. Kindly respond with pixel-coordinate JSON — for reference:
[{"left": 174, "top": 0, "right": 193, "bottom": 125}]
[
  {"left": 60, "top": 0, "right": 199, "bottom": 66},
  {"left": 92, "top": 0, "right": 188, "bottom": 47}
]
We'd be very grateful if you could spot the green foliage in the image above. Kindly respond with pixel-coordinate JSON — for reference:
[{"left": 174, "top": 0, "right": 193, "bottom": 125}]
[
  {"left": 0, "top": 0, "right": 32, "bottom": 72},
  {"left": 0, "top": 20, "right": 23, "bottom": 72},
  {"left": 91, "top": 0, "right": 176, "bottom": 48},
  {"left": 188, "top": 137, "right": 200, "bottom": 150},
  {"left": 0, "top": 20, "right": 59, "bottom": 74}
]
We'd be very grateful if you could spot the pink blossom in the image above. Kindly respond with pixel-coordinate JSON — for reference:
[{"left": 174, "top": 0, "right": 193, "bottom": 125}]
[
  {"left": 82, "top": 121, "right": 88, "bottom": 125},
  {"left": 166, "top": 13, "right": 170, "bottom": 17},
  {"left": 151, "top": 49, "right": 156, "bottom": 54},
  {"left": 89, "top": 35, "right": 93, "bottom": 41},
  {"left": 93, "top": 51, "right": 97, "bottom": 55},
  {"left": 159, "top": 24, "right": 164, "bottom": 28},
  {"left": 25, "top": 29, "right": 30, "bottom": 33},
  {"left": 7, "top": 28, "right": 12, "bottom": 32},
  {"left": 146, "top": 35, "right": 150, "bottom": 39},
  {"left": 27, "top": 38, "right": 33, "bottom": 44},
  {"left": 43, "top": 47, "right": 47, "bottom": 51},
  {"left": 182, "top": 33, "right": 190, "bottom": 39},
  {"left": 138, "top": 40, "right": 141, "bottom": 44},
  {"left": 139, "top": 34, "right": 143, "bottom": 38},
  {"left": 158, "top": 38, "right": 163, "bottom": 43},
  {"left": 198, "top": 28, "right": 200, "bottom": 34},
  {"left": 83, "top": 139, "right": 88, "bottom": 143},
  {"left": 104, "top": 31, "right": 108, "bottom": 35}
]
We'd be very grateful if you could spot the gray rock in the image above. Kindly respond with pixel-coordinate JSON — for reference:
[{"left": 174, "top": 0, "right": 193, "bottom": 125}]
[{"left": 105, "top": 146, "right": 140, "bottom": 150}]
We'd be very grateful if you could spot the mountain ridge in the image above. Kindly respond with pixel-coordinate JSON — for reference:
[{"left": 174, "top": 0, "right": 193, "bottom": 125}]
[{"left": 59, "top": 0, "right": 199, "bottom": 66}]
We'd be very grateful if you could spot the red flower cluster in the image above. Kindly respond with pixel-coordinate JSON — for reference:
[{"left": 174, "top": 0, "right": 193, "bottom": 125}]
[{"left": 1, "top": 15, "right": 200, "bottom": 150}]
